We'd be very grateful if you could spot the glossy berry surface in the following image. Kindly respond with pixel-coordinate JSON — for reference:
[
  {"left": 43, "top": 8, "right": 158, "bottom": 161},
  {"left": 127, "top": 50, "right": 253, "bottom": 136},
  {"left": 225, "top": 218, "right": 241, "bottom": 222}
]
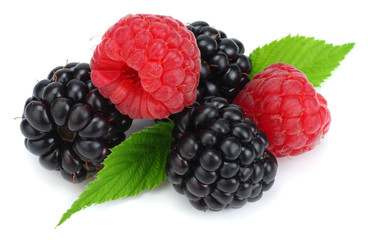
[
  {"left": 21, "top": 62, "right": 133, "bottom": 183},
  {"left": 90, "top": 14, "right": 201, "bottom": 119},
  {"left": 187, "top": 21, "right": 252, "bottom": 102},
  {"left": 234, "top": 63, "right": 331, "bottom": 157},
  {"left": 166, "top": 97, "right": 278, "bottom": 211}
]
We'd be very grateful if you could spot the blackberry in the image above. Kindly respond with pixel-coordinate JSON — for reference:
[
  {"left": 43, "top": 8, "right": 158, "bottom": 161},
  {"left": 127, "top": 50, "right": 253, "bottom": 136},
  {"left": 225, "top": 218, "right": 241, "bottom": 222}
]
[
  {"left": 187, "top": 21, "right": 252, "bottom": 102},
  {"left": 21, "top": 62, "right": 133, "bottom": 183},
  {"left": 166, "top": 97, "right": 277, "bottom": 211}
]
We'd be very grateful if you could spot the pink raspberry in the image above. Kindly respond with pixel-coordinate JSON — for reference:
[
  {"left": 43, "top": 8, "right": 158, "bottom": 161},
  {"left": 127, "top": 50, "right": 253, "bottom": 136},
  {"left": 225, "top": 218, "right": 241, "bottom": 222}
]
[
  {"left": 90, "top": 14, "right": 201, "bottom": 119},
  {"left": 234, "top": 63, "right": 331, "bottom": 157}
]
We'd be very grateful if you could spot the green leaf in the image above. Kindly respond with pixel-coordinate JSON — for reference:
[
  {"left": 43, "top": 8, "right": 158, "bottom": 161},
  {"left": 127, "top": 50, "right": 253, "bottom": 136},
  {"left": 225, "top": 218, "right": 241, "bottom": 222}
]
[
  {"left": 56, "top": 121, "right": 174, "bottom": 227},
  {"left": 249, "top": 35, "right": 355, "bottom": 87}
]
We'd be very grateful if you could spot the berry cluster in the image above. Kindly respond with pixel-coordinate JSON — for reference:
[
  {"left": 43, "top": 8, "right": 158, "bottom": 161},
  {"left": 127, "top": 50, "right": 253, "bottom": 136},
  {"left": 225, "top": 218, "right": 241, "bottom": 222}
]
[
  {"left": 166, "top": 97, "right": 277, "bottom": 210},
  {"left": 186, "top": 21, "right": 252, "bottom": 102},
  {"left": 21, "top": 62, "right": 132, "bottom": 183},
  {"left": 21, "top": 14, "right": 335, "bottom": 215}
]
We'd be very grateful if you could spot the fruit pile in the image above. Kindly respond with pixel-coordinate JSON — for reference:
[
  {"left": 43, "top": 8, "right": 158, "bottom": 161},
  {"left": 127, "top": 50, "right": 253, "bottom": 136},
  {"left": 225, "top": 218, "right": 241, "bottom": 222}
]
[{"left": 20, "top": 14, "right": 353, "bottom": 222}]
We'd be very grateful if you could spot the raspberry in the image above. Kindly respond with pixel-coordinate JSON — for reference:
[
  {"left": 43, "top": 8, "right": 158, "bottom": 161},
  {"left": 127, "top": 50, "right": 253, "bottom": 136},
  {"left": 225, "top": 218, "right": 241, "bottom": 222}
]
[
  {"left": 20, "top": 62, "right": 133, "bottom": 183},
  {"left": 186, "top": 21, "right": 252, "bottom": 102},
  {"left": 166, "top": 97, "right": 278, "bottom": 211},
  {"left": 234, "top": 63, "right": 331, "bottom": 157},
  {"left": 90, "top": 14, "right": 201, "bottom": 119}
]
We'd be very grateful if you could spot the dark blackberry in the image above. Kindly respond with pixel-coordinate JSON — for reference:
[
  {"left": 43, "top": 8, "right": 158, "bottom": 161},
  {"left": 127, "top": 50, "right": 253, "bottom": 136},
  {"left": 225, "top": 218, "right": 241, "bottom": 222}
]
[
  {"left": 166, "top": 97, "right": 277, "bottom": 211},
  {"left": 21, "top": 62, "right": 133, "bottom": 183},
  {"left": 187, "top": 21, "right": 252, "bottom": 102}
]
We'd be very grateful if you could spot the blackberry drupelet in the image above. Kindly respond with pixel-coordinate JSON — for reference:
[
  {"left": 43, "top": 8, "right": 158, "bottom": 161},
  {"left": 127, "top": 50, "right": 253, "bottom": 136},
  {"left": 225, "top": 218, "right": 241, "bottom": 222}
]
[
  {"left": 187, "top": 21, "right": 252, "bottom": 102},
  {"left": 21, "top": 62, "right": 133, "bottom": 183},
  {"left": 166, "top": 97, "right": 277, "bottom": 211}
]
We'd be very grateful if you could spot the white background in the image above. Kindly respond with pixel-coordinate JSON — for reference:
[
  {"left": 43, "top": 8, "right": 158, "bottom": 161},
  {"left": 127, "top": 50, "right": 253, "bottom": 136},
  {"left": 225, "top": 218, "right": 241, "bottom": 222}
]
[{"left": 0, "top": 0, "right": 367, "bottom": 239}]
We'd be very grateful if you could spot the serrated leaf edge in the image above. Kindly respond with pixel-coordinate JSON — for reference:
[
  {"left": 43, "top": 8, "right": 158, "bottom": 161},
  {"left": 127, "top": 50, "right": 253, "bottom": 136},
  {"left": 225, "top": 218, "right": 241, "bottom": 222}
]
[
  {"left": 249, "top": 34, "right": 355, "bottom": 87},
  {"left": 56, "top": 121, "right": 173, "bottom": 227}
]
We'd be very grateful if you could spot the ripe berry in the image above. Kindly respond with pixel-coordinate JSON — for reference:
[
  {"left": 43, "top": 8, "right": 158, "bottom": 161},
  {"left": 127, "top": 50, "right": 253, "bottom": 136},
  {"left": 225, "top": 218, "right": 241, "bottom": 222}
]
[
  {"left": 187, "top": 21, "right": 252, "bottom": 102},
  {"left": 21, "top": 62, "right": 133, "bottom": 183},
  {"left": 234, "top": 63, "right": 331, "bottom": 157},
  {"left": 166, "top": 97, "right": 278, "bottom": 211},
  {"left": 90, "top": 14, "right": 201, "bottom": 120}
]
